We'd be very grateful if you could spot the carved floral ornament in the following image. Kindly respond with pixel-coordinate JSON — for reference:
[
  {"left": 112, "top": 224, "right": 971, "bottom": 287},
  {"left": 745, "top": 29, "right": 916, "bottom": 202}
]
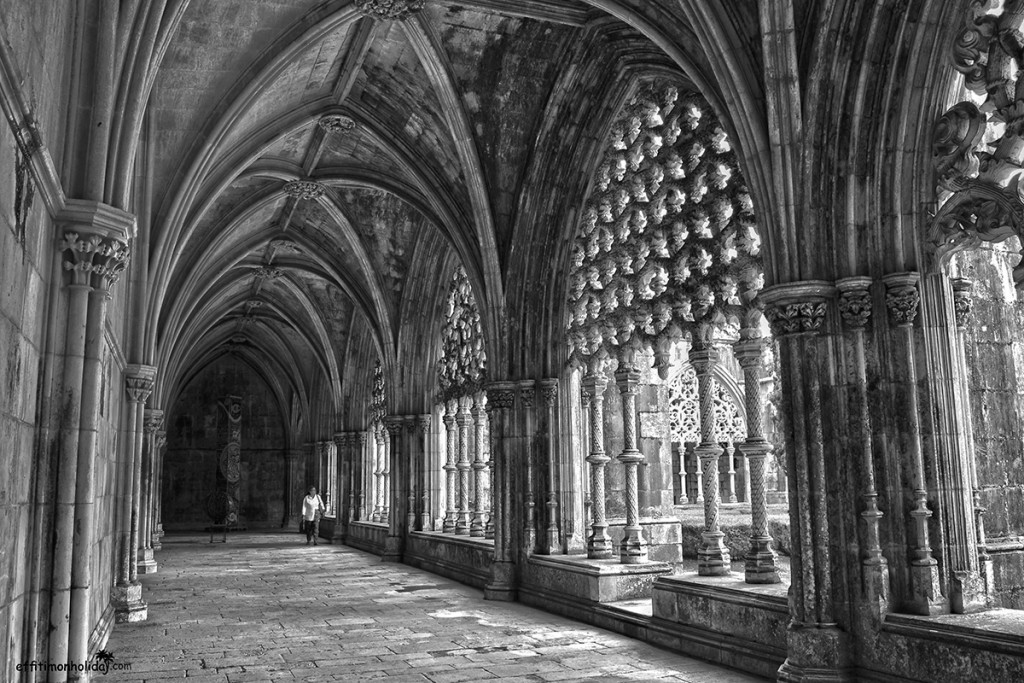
[
  {"left": 318, "top": 115, "right": 356, "bottom": 134},
  {"left": 933, "top": 1, "right": 1024, "bottom": 287},
  {"left": 284, "top": 180, "right": 326, "bottom": 201},
  {"left": 437, "top": 266, "right": 487, "bottom": 402},
  {"left": 355, "top": 0, "right": 425, "bottom": 21},
  {"left": 564, "top": 83, "right": 765, "bottom": 376}
]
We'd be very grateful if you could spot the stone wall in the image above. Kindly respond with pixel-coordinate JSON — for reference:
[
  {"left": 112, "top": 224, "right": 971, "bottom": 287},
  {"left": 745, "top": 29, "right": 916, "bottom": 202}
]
[
  {"left": 0, "top": 1, "right": 76, "bottom": 674},
  {"left": 163, "top": 356, "right": 287, "bottom": 529},
  {"left": 955, "top": 240, "right": 1024, "bottom": 608}
]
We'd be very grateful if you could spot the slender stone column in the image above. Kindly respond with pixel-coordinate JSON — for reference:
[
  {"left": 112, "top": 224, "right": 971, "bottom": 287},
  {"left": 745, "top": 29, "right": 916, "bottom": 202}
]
[
  {"left": 138, "top": 410, "right": 162, "bottom": 574},
  {"left": 763, "top": 281, "right": 851, "bottom": 679},
  {"left": 471, "top": 394, "right": 488, "bottom": 536},
  {"left": 344, "top": 434, "right": 358, "bottom": 523},
  {"left": 484, "top": 408, "right": 496, "bottom": 540},
  {"left": 113, "top": 366, "right": 154, "bottom": 623},
  {"left": 581, "top": 365, "right": 612, "bottom": 559},
  {"left": 357, "top": 432, "right": 368, "bottom": 520},
  {"left": 372, "top": 424, "right": 384, "bottom": 522},
  {"left": 837, "top": 277, "right": 889, "bottom": 607},
  {"left": 723, "top": 442, "right": 738, "bottom": 503},
  {"left": 884, "top": 273, "right": 946, "bottom": 615},
  {"left": 690, "top": 337, "right": 730, "bottom": 575},
  {"left": 519, "top": 382, "right": 537, "bottom": 556},
  {"left": 332, "top": 433, "right": 348, "bottom": 543},
  {"left": 485, "top": 384, "right": 517, "bottom": 600},
  {"left": 951, "top": 279, "right": 995, "bottom": 604},
  {"left": 418, "top": 416, "right": 433, "bottom": 531},
  {"left": 540, "top": 381, "right": 560, "bottom": 553},
  {"left": 615, "top": 357, "right": 648, "bottom": 564},
  {"left": 443, "top": 401, "right": 458, "bottom": 532},
  {"left": 691, "top": 444, "right": 704, "bottom": 504},
  {"left": 455, "top": 396, "right": 472, "bottom": 534},
  {"left": 382, "top": 416, "right": 407, "bottom": 560},
  {"left": 151, "top": 430, "right": 167, "bottom": 550},
  {"left": 734, "top": 333, "right": 780, "bottom": 584}
]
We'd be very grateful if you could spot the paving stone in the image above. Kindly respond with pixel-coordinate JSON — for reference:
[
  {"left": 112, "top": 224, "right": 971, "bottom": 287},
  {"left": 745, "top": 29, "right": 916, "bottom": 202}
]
[{"left": 102, "top": 533, "right": 766, "bottom": 682}]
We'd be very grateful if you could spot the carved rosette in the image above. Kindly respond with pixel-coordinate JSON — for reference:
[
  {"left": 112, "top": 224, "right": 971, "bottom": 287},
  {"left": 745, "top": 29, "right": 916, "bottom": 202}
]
[
  {"left": 836, "top": 277, "right": 873, "bottom": 330},
  {"left": 283, "top": 180, "right": 325, "bottom": 201},
  {"left": 60, "top": 231, "right": 131, "bottom": 290},
  {"left": 437, "top": 266, "right": 487, "bottom": 402},
  {"left": 355, "top": 0, "right": 425, "bottom": 21},
  {"left": 564, "top": 82, "right": 764, "bottom": 365},
  {"left": 253, "top": 266, "right": 282, "bottom": 282},
  {"left": 318, "top": 115, "right": 356, "bottom": 134}
]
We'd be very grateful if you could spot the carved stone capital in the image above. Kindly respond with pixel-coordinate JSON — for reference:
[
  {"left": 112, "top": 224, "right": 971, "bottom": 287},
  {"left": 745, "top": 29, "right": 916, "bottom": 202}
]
[
  {"left": 143, "top": 409, "right": 164, "bottom": 435},
  {"left": 539, "top": 379, "right": 558, "bottom": 407},
  {"left": 355, "top": 0, "right": 425, "bottom": 21},
  {"left": 732, "top": 337, "right": 765, "bottom": 369},
  {"left": 57, "top": 199, "right": 136, "bottom": 289},
  {"left": 951, "top": 277, "right": 974, "bottom": 328},
  {"left": 318, "top": 114, "right": 356, "bottom": 134},
  {"left": 759, "top": 281, "right": 835, "bottom": 336},
  {"left": 836, "top": 276, "right": 873, "bottom": 329},
  {"left": 882, "top": 272, "right": 920, "bottom": 327},
  {"left": 124, "top": 364, "right": 157, "bottom": 403},
  {"left": 283, "top": 180, "right": 325, "bottom": 201},
  {"left": 485, "top": 383, "right": 515, "bottom": 412}
]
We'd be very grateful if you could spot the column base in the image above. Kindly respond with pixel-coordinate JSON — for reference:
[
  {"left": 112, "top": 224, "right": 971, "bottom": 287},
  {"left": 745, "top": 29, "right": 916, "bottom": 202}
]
[
  {"left": 151, "top": 534, "right": 161, "bottom": 552},
  {"left": 137, "top": 548, "right": 158, "bottom": 575},
  {"left": 484, "top": 560, "right": 517, "bottom": 601},
  {"left": 862, "top": 560, "right": 891, "bottom": 619},
  {"left": 382, "top": 535, "right": 403, "bottom": 562},
  {"left": 112, "top": 583, "right": 147, "bottom": 623},
  {"left": 951, "top": 569, "right": 987, "bottom": 614},
  {"left": 776, "top": 624, "right": 853, "bottom": 682},
  {"left": 745, "top": 544, "right": 781, "bottom": 584},
  {"left": 905, "top": 562, "right": 949, "bottom": 615},
  {"left": 619, "top": 528, "right": 648, "bottom": 564},
  {"left": 587, "top": 530, "right": 613, "bottom": 560},
  {"left": 698, "top": 531, "right": 731, "bottom": 576}
]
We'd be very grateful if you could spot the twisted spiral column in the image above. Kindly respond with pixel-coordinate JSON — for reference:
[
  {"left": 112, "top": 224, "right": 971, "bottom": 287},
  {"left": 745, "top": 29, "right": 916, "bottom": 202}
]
[
  {"left": 690, "top": 341, "right": 731, "bottom": 575},
  {"left": 442, "top": 401, "right": 458, "bottom": 533},
  {"left": 581, "top": 371, "right": 612, "bottom": 558},
  {"left": 734, "top": 335, "right": 780, "bottom": 584},
  {"left": 615, "top": 364, "right": 647, "bottom": 564}
]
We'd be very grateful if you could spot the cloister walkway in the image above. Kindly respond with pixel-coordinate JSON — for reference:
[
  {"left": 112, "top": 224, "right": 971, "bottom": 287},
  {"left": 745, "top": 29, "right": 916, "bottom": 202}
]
[{"left": 102, "top": 533, "right": 767, "bottom": 682}]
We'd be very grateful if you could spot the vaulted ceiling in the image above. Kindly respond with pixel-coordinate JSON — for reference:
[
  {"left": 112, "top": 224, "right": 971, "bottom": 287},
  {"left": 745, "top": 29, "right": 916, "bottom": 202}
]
[{"left": 144, "top": 0, "right": 766, "bottom": 436}]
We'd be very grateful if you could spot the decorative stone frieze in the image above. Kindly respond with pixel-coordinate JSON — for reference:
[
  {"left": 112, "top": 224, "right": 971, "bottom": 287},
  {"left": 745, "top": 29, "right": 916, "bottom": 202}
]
[
  {"left": 763, "top": 301, "right": 827, "bottom": 335},
  {"left": 318, "top": 114, "right": 356, "bottom": 134},
  {"left": 355, "top": 0, "right": 425, "bottom": 21},
  {"left": 283, "top": 180, "right": 325, "bottom": 201}
]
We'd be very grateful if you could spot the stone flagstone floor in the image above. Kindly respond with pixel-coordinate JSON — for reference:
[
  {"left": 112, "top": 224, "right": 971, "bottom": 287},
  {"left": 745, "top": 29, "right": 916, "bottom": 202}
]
[{"left": 102, "top": 533, "right": 767, "bottom": 682}]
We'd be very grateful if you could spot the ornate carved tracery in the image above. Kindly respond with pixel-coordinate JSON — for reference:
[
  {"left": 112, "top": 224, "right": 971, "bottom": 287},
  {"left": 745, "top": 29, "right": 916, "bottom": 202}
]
[
  {"left": 437, "top": 266, "right": 487, "bottom": 402},
  {"left": 667, "top": 365, "right": 746, "bottom": 445},
  {"left": 933, "top": 1, "right": 1024, "bottom": 285},
  {"left": 565, "top": 83, "right": 765, "bottom": 370}
]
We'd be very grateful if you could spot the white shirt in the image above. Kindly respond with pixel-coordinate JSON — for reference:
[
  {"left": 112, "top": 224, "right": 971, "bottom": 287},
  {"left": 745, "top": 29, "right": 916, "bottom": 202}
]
[{"left": 302, "top": 494, "right": 325, "bottom": 521}]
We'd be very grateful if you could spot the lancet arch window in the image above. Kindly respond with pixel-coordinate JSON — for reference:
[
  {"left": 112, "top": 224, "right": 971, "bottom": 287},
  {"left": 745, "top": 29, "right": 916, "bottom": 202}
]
[
  {"left": 564, "top": 80, "right": 780, "bottom": 583},
  {"left": 432, "top": 266, "right": 492, "bottom": 538}
]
